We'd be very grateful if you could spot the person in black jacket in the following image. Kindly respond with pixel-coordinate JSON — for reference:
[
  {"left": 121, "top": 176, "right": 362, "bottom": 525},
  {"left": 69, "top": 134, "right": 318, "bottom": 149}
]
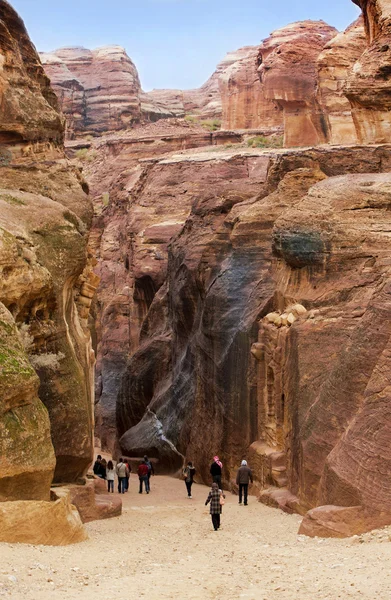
[{"left": 210, "top": 456, "right": 223, "bottom": 489}]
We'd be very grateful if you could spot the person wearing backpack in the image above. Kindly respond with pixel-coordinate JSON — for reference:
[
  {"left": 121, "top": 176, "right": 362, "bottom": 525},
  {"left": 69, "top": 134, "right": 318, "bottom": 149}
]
[
  {"left": 116, "top": 458, "right": 129, "bottom": 494},
  {"left": 182, "top": 461, "right": 196, "bottom": 498}
]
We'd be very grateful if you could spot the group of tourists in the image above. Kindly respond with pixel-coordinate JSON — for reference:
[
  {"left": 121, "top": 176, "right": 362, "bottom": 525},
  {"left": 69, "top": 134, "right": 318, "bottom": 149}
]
[
  {"left": 93, "top": 452, "right": 253, "bottom": 532},
  {"left": 93, "top": 455, "right": 154, "bottom": 494},
  {"left": 183, "top": 455, "right": 254, "bottom": 531}
]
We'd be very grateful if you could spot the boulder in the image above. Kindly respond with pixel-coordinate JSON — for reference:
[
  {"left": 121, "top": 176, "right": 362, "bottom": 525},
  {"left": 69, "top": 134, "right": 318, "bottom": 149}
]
[{"left": 0, "top": 493, "right": 87, "bottom": 545}]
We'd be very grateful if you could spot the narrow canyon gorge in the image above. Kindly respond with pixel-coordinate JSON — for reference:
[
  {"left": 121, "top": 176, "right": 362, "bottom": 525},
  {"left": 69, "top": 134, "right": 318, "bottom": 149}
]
[{"left": 1, "top": 0, "right": 391, "bottom": 546}]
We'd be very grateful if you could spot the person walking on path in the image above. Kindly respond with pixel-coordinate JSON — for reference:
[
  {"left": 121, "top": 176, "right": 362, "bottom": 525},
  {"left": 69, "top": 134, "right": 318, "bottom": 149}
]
[
  {"left": 182, "top": 461, "right": 196, "bottom": 498},
  {"left": 144, "top": 455, "right": 154, "bottom": 492},
  {"left": 210, "top": 456, "right": 223, "bottom": 489},
  {"left": 124, "top": 460, "right": 131, "bottom": 492},
  {"left": 116, "top": 458, "right": 129, "bottom": 494},
  {"left": 236, "top": 459, "right": 253, "bottom": 506},
  {"left": 106, "top": 460, "right": 115, "bottom": 493},
  {"left": 205, "top": 482, "right": 225, "bottom": 531},
  {"left": 138, "top": 460, "right": 149, "bottom": 494}
]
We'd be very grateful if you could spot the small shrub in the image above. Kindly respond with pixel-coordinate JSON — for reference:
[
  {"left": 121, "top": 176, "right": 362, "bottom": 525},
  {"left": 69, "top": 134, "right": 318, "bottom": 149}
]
[
  {"left": 184, "top": 115, "right": 199, "bottom": 124},
  {"left": 102, "top": 192, "right": 110, "bottom": 206},
  {"left": 75, "top": 148, "right": 89, "bottom": 160},
  {"left": 247, "top": 135, "right": 283, "bottom": 148},
  {"left": 201, "top": 119, "right": 221, "bottom": 132}
]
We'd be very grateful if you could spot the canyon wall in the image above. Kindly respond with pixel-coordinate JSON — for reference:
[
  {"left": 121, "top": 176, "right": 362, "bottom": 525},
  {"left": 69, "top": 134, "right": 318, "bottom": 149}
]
[
  {"left": 219, "top": 46, "right": 283, "bottom": 130},
  {"left": 346, "top": 0, "right": 391, "bottom": 143},
  {"left": 258, "top": 21, "right": 338, "bottom": 147},
  {"left": 41, "top": 46, "right": 143, "bottom": 138},
  {"left": 0, "top": 0, "right": 95, "bottom": 503}
]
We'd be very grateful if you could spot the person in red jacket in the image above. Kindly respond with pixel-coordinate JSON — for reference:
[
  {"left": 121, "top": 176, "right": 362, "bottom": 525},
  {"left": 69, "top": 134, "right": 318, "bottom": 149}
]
[{"left": 138, "top": 460, "right": 149, "bottom": 494}]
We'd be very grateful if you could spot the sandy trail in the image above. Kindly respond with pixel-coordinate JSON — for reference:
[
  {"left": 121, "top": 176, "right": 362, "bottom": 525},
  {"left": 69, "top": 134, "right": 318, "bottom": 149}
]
[{"left": 1, "top": 475, "right": 391, "bottom": 599}]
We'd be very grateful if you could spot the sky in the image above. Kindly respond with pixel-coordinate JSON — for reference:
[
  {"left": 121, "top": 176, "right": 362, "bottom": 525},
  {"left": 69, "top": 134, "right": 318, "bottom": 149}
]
[{"left": 11, "top": 0, "right": 361, "bottom": 91}]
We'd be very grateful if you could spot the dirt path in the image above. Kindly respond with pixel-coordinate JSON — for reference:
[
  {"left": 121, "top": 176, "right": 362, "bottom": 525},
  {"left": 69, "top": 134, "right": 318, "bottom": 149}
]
[{"left": 1, "top": 475, "right": 391, "bottom": 599}]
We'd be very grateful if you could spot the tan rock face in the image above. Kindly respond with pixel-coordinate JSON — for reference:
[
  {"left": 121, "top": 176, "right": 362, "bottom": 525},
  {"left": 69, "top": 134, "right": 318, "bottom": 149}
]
[
  {"left": 317, "top": 18, "right": 366, "bottom": 144},
  {"left": 219, "top": 46, "right": 283, "bottom": 130},
  {"left": 0, "top": 304, "right": 55, "bottom": 501},
  {"left": 258, "top": 21, "right": 338, "bottom": 146},
  {"left": 41, "top": 46, "right": 142, "bottom": 138},
  {"left": 345, "top": 0, "right": 391, "bottom": 142},
  {"left": 0, "top": 0, "right": 95, "bottom": 494},
  {"left": 0, "top": 493, "right": 87, "bottom": 545}
]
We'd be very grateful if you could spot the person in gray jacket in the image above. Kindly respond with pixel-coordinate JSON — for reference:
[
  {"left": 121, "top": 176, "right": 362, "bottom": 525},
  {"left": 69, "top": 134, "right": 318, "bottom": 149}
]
[{"left": 236, "top": 460, "right": 253, "bottom": 506}]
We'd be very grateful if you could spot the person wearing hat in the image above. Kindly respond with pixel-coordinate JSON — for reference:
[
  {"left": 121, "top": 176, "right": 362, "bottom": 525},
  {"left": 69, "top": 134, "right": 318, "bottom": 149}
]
[{"left": 236, "top": 460, "right": 253, "bottom": 506}]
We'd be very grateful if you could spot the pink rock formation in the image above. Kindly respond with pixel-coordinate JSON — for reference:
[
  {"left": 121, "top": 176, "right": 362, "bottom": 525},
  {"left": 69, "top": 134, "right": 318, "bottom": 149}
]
[
  {"left": 41, "top": 46, "right": 142, "bottom": 138},
  {"left": 317, "top": 18, "right": 366, "bottom": 144},
  {"left": 113, "top": 143, "right": 391, "bottom": 491},
  {"left": 219, "top": 46, "right": 283, "bottom": 130},
  {"left": 345, "top": 0, "right": 391, "bottom": 143},
  {"left": 258, "top": 21, "right": 338, "bottom": 146}
]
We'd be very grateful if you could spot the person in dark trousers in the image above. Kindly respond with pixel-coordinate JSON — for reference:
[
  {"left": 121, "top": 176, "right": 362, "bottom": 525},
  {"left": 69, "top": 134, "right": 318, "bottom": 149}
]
[
  {"left": 116, "top": 458, "right": 129, "bottom": 494},
  {"left": 205, "top": 482, "right": 225, "bottom": 531},
  {"left": 124, "top": 460, "right": 131, "bottom": 492},
  {"left": 144, "top": 455, "right": 154, "bottom": 492},
  {"left": 210, "top": 455, "right": 223, "bottom": 489},
  {"left": 93, "top": 455, "right": 102, "bottom": 476},
  {"left": 236, "top": 459, "right": 253, "bottom": 506},
  {"left": 138, "top": 460, "right": 149, "bottom": 494},
  {"left": 182, "top": 461, "right": 196, "bottom": 498}
]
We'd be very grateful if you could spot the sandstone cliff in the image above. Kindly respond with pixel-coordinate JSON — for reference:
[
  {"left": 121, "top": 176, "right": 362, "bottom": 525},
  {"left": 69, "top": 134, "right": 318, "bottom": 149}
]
[
  {"left": 258, "top": 21, "right": 338, "bottom": 146},
  {"left": 345, "top": 0, "right": 391, "bottom": 143},
  {"left": 41, "top": 46, "right": 142, "bottom": 138},
  {"left": 317, "top": 18, "right": 366, "bottom": 144},
  {"left": 219, "top": 46, "right": 283, "bottom": 130},
  {"left": 0, "top": 0, "right": 95, "bottom": 502}
]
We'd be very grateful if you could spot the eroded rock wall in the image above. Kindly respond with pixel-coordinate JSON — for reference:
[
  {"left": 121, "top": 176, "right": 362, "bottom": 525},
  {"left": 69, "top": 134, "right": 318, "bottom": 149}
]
[
  {"left": 115, "top": 143, "right": 391, "bottom": 509},
  {"left": 41, "top": 46, "right": 142, "bottom": 138},
  {"left": 219, "top": 46, "right": 283, "bottom": 130},
  {"left": 345, "top": 0, "right": 391, "bottom": 142},
  {"left": 258, "top": 21, "right": 338, "bottom": 146},
  {"left": 0, "top": 0, "right": 95, "bottom": 496},
  {"left": 317, "top": 18, "right": 366, "bottom": 144}
]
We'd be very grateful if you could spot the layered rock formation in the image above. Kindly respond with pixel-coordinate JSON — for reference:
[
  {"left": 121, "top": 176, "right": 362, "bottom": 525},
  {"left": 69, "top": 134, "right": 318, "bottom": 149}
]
[
  {"left": 345, "top": 0, "right": 391, "bottom": 142},
  {"left": 219, "top": 46, "right": 283, "bottom": 130},
  {"left": 0, "top": 0, "right": 95, "bottom": 507},
  {"left": 317, "top": 18, "right": 366, "bottom": 144},
  {"left": 114, "top": 143, "right": 391, "bottom": 493},
  {"left": 258, "top": 21, "right": 338, "bottom": 146},
  {"left": 41, "top": 46, "right": 142, "bottom": 138}
]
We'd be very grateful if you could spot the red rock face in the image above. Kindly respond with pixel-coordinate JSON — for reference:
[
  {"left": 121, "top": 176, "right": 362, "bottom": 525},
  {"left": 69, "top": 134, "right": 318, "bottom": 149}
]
[
  {"left": 0, "top": 0, "right": 63, "bottom": 144},
  {"left": 219, "top": 46, "right": 283, "bottom": 130},
  {"left": 258, "top": 21, "right": 338, "bottom": 146},
  {"left": 345, "top": 0, "right": 391, "bottom": 142},
  {"left": 317, "top": 18, "right": 366, "bottom": 144},
  {"left": 41, "top": 46, "right": 142, "bottom": 138},
  {"left": 114, "top": 143, "right": 391, "bottom": 520}
]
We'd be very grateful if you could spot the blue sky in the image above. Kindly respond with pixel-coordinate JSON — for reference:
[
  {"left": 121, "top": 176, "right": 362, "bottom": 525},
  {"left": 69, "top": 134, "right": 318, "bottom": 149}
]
[{"left": 11, "top": 0, "right": 361, "bottom": 91}]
